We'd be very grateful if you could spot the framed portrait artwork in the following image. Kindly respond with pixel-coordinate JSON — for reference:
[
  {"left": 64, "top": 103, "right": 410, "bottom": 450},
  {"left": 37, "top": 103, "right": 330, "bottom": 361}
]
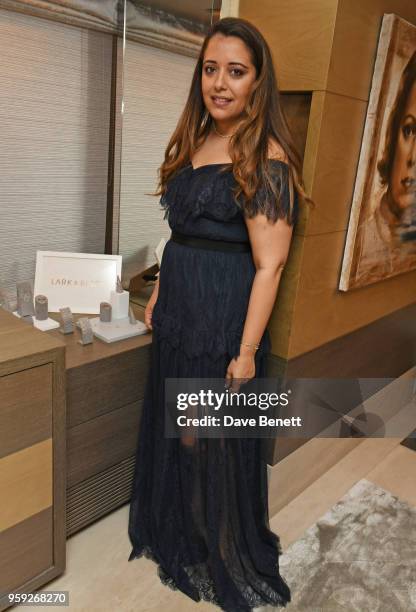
[
  {"left": 34, "top": 251, "right": 122, "bottom": 313},
  {"left": 339, "top": 14, "right": 416, "bottom": 291}
]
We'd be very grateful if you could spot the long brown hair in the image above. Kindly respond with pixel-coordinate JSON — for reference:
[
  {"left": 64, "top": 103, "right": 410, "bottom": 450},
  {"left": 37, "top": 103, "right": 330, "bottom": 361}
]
[{"left": 153, "top": 17, "right": 313, "bottom": 223}]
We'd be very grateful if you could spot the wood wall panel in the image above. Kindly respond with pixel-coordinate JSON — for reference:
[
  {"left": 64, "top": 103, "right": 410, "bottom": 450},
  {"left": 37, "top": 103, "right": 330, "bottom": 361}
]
[
  {"left": 290, "top": 0, "right": 416, "bottom": 356},
  {"left": 328, "top": 0, "right": 416, "bottom": 99},
  {"left": 288, "top": 302, "right": 416, "bottom": 377},
  {"left": 280, "top": 92, "right": 312, "bottom": 166},
  {"left": 289, "top": 232, "right": 416, "bottom": 357},
  {"left": 239, "top": 0, "right": 338, "bottom": 91},
  {"left": 268, "top": 233, "right": 304, "bottom": 358},
  {"left": 307, "top": 92, "right": 368, "bottom": 235},
  {"left": 299, "top": 91, "right": 325, "bottom": 226},
  {"left": 239, "top": 0, "right": 416, "bottom": 360},
  {"left": 268, "top": 438, "right": 363, "bottom": 515}
]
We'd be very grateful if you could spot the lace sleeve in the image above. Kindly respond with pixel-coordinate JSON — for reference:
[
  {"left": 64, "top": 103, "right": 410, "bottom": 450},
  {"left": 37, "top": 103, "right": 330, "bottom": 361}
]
[{"left": 245, "top": 160, "right": 299, "bottom": 226}]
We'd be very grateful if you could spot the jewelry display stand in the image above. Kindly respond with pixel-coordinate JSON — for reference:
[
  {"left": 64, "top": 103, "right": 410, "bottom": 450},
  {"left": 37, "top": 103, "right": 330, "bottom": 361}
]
[
  {"left": 11, "top": 285, "right": 60, "bottom": 330},
  {"left": 88, "top": 316, "right": 148, "bottom": 343},
  {"left": 88, "top": 276, "right": 149, "bottom": 342},
  {"left": 12, "top": 311, "right": 60, "bottom": 331}
]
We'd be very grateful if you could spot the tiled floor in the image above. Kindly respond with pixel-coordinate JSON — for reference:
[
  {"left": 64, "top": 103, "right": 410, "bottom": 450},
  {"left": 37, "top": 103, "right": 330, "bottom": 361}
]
[{"left": 20, "top": 438, "right": 416, "bottom": 612}]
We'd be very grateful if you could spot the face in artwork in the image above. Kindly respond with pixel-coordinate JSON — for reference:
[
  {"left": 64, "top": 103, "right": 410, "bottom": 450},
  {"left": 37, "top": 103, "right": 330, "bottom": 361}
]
[
  {"left": 390, "top": 80, "right": 416, "bottom": 211},
  {"left": 201, "top": 33, "right": 257, "bottom": 128}
]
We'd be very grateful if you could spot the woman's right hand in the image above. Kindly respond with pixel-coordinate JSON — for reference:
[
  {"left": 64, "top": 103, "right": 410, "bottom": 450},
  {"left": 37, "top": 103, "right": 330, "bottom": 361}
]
[{"left": 144, "top": 283, "right": 159, "bottom": 331}]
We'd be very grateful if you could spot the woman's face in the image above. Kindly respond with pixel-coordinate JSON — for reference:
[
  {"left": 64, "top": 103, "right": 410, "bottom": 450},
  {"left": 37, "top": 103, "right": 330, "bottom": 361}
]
[
  {"left": 390, "top": 80, "right": 416, "bottom": 210},
  {"left": 201, "top": 33, "right": 257, "bottom": 127}
]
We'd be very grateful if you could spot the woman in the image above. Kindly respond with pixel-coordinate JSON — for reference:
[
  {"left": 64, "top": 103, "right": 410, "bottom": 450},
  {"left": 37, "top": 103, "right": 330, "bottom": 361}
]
[
  {"left": 128, "top": 17, "right": 311, "bottom": 611},
  {"left": 354, "top": 50, "right": 416, "bottom": 285}
]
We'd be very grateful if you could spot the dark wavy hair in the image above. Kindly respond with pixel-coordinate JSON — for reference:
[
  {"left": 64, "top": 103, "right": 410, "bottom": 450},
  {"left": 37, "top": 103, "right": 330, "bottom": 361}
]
[
  {"left": 377, "top": 50, "right": 416, "bottom": 189},
  {"left": 152, "top": 16, "right": 313, "bottom": 224}
]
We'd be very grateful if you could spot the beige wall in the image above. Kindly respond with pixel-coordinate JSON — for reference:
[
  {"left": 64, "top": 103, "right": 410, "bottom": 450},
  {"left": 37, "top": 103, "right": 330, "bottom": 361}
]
[
  {"left": 0, "top": 8, "right": 112, "bottom": 293},
  {"left": 237, "top": 0, "right": 416, "bottom": 359}
]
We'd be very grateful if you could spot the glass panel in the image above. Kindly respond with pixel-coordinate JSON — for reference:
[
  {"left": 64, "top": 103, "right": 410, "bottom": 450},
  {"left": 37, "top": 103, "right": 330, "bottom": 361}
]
[{"left": 117, "top": 0, "right": 221, "bottom": 300}]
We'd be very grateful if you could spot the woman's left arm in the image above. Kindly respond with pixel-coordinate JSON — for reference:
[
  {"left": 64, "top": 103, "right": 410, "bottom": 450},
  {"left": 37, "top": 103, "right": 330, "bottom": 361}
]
[{"left": 225, "top": 213, "right": 294, "bottom": 391}]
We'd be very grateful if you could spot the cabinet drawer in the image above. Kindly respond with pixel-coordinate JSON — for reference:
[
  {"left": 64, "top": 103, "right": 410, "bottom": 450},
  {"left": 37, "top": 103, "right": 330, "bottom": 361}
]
[
  {"left": 66, "top": 457, "right": 135, "bottom": 536},
  {"left": 67, "top": 348, "right": 149, "bottom": 427},
  {"left": 67, "top": 400, "right": 142, "bottom": 487},
  {"left": 0, "top": 365, "right": 52, "bottom": 459}
]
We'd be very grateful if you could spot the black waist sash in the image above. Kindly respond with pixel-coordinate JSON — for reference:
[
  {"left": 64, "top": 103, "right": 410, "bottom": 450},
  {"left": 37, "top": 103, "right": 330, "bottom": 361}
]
[{"left": 170, "top": 230, "right": 251, "bottom": 253}]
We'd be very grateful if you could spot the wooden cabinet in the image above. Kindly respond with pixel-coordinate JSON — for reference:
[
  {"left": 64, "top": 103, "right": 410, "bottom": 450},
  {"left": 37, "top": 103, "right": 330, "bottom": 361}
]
[
  {"left": 0, "top": 310, "right": 66, "bottom": 611},
  {"left": 0, "top": 300, "right": 151, "bottom": 609},
  {"left": 46, "top": 303, "right": 152, "bottom": 536}
]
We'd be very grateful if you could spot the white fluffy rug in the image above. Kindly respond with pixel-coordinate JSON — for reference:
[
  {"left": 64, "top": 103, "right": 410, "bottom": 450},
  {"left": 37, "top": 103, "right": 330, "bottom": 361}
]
[{"left": 277, "top": 479, "right": 416, "bottom": 611}]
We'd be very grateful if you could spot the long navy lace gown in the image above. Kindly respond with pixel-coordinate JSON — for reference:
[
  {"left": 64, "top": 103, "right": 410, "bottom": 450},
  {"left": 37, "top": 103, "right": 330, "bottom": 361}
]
[{"left": 128, "top": 160, "right": 298, "bottom": 611}]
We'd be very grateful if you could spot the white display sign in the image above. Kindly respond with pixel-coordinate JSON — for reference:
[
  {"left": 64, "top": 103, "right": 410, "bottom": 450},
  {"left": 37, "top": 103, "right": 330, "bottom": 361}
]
[{"left": 34, "top": 251, "right": 122, "bottom": 314}]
